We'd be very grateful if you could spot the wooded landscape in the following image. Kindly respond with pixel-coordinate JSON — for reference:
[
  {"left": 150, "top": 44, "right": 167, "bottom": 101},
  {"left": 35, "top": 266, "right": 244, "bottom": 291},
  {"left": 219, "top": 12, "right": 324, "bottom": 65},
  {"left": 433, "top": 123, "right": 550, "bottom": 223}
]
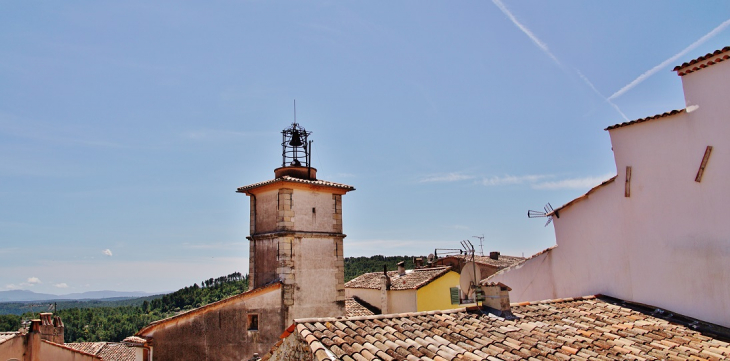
[{"left": 0, "top": 256, "right": 414, "bottom": 342}]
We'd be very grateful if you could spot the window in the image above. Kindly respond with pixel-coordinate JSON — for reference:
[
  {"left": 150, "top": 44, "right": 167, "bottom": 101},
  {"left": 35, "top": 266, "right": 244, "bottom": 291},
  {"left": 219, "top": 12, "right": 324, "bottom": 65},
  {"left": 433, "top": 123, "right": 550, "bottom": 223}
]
[{"left": 247, "top": 314, "right": 259, "bottom": 331}]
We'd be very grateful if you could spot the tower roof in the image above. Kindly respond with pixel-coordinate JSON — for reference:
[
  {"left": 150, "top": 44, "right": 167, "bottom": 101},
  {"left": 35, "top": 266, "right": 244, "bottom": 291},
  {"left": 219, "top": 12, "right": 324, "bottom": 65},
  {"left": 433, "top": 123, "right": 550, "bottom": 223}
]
[{"left": 237, "top": 175, "right": 355, "bottom": 194}]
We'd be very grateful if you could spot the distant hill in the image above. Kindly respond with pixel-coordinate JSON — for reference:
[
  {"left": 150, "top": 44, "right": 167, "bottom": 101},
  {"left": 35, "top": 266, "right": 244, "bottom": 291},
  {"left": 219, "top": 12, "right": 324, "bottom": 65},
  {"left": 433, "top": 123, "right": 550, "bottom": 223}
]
[
  {"left": 344, "top": 255, "right": 416, "bottom": 281},
  {"left": 0, "top": 290, "right": 159, "bottom": 302}
]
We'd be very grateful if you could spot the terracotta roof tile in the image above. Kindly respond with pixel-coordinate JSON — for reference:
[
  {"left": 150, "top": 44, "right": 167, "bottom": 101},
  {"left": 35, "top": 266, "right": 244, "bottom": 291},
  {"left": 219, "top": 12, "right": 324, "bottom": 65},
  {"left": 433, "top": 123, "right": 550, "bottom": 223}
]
[
  {"left": 65, "top": 342, "right": 105, "bottom": 355},
  {"left": 345, "top": 267, "right": 452, "bottom": 291},
  {"left": 65, "top": 342, "right": 137, "bottom": 361},
  {"left": 0, "top": 332, "right": 19, "bottom": 345},
  {"left": 442, "top": 254, "right": 525, "bottom": 269},
  {"left": 605, "top": 109, "right": 685, "bottom": 130},
  {"left": 237, "top": 175, "right": 355, "bottom": 193},
  {"left": 346, "top": 298, "right": 376, "bottom": 317},
  {"left": 673, "top": 46, "right": 730, "bottom": 76},
  {"left": 277, "top": 296, "right": 730, "bottom": 361}
]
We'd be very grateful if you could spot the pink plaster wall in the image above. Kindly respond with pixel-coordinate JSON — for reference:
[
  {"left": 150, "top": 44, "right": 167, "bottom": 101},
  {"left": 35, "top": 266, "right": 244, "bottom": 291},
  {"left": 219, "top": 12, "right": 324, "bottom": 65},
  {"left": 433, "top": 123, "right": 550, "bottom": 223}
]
[{"left": 490, "top": 55, "right": 730, "bottom": 327}]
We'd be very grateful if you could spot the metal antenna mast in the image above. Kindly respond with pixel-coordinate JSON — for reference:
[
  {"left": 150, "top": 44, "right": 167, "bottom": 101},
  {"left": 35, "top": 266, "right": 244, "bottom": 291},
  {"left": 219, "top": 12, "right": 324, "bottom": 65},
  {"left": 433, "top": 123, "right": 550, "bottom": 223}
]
[{"left": 472, "top": 235, "right": 485, "bottom": 256}]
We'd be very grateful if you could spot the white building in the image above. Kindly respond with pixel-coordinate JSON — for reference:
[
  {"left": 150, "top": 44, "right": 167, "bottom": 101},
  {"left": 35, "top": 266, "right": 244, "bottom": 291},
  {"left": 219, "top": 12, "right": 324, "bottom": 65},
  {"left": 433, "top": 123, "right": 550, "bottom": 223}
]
[{"left": 489, "top": 46, "right": 730, "bottom": 327}]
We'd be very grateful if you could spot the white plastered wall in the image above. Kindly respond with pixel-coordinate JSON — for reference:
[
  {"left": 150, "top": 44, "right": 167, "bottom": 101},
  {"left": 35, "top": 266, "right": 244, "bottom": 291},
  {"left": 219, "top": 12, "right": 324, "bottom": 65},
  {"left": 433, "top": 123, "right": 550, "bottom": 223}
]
[{"left": 491, "top": 57, "right": 730, "bottom": 327}]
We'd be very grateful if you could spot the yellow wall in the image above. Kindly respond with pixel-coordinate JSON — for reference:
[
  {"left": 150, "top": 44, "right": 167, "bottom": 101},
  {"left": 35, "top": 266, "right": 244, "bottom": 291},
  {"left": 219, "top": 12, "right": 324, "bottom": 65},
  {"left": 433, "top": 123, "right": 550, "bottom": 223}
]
[{"left": 416, "top": 271, "right": 462, "bottom": 312}]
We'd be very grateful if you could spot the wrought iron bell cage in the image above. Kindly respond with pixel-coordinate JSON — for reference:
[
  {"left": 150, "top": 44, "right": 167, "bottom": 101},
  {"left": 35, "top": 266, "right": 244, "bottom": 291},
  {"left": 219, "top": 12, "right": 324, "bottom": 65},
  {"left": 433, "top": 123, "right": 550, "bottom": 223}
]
[{"left": 281, "top": 123, "right": 312, "bottom": 168}]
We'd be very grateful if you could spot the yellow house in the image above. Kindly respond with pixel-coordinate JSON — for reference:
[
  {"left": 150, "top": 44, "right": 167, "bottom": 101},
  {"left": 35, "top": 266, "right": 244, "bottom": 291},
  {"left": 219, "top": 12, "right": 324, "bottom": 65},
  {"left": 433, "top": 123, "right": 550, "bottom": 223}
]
[{"left": 344, "top": 265, "right": 462, "bottom": 314}]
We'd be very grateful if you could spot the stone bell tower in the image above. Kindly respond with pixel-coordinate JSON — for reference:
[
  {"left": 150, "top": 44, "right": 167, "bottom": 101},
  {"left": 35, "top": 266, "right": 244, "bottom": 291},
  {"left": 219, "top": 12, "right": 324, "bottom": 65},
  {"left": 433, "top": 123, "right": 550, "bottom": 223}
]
[{"left": 237, "top": 122, "right": 355, "bottom": 322}]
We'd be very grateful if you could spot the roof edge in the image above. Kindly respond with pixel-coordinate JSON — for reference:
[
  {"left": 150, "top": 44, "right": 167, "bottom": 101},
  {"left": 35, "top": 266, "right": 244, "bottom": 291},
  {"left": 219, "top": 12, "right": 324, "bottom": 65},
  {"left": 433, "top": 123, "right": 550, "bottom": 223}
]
[
  {"left": 673, "top": 46, "right": 730, "bottom": 76},
  {"left": 293, "top": 306, "right": 469, "bottom": 324},
  {"left": 44, "top": 340, "right": 103, "bottom": 360},
  {"left": 237, "top": 176, "right": 355, "bottom": 193},
  {"left": 605, "top": 109, "right": 685, "bottom": 130},
  {"left": 549, "top": 175, "right": 617, "bottom": 215},
  {"left": 483, "top": 245, "right": 557, "bottom": 282},
  {"left": 136, "top": 281, "right": 282, "bottom": 336}
]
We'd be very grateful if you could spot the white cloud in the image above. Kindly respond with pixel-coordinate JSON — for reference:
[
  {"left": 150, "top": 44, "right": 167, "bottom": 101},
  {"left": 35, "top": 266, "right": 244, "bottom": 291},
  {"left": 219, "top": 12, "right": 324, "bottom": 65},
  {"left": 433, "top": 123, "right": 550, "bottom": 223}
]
[
  {"left": 55, "top": 283, "right": 69, "bottom": 289},
  {"left": 480, "top": 174, "right": 549, "bottom": 186},
  {"left": 609, "top": 18, "right": 730, "bottom": 101},
  {"left": 5, "top": 284, "right": 19, "bottom": 290},
  {"left": 419, "top": 173, "right": 474, "bottom": 183},
  {"left": 102, "top": 249, "right": 113, "bottom": 257},
  {"left": 27, "top": 277, "right": 41, "bottom": 284},
  {"left": 532, "top": 174, "right": 614, "bottom": 190}
]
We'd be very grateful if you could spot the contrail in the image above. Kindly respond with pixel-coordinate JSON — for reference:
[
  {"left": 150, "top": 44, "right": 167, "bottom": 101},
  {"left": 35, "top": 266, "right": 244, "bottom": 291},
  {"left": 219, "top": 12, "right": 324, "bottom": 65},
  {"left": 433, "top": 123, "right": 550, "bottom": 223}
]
[
  {"left": 491, "top": 0, "right": 561, "bottom": 66},
  {"left": 609, "top": 18, "right": 730, "bottom": 101},
  {"left": 577, "top": 70, "right": 628, "bottom": 121},
  {"left": 492, "top": 0, "right": 628, "bottom": 120}
]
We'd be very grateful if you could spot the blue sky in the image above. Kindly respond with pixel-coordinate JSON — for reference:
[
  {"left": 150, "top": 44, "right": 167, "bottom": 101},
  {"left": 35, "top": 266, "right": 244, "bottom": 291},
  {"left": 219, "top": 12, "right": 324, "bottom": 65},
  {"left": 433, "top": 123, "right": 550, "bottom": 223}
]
[{"left": 1, "top": 1, "right": 729, "bottom": 294}]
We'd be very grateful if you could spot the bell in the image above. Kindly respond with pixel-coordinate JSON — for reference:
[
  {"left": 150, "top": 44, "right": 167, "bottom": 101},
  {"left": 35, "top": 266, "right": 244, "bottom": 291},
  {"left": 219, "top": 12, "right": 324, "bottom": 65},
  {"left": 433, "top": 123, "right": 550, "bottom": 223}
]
[{"left": 289, "top": 130, "right": 303, "bottom": 147}]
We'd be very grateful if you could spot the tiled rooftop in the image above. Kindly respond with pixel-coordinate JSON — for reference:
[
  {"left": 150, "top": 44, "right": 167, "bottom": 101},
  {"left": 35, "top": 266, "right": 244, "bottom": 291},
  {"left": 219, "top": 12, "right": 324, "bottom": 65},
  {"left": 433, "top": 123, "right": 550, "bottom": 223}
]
[
  {"left": 0, "top": 332, "right": 19, "bottom": 344},
  {"left": 237, "top": 175, "right": 355, "bottom": 193},
  {"left": 65, "top": 342, "right": 105, "bottom": 355},
  {"left": 344, "top": 267, "right": 452, "bottom": 291},
  {"left": 270, "top": 295, "right": 730, "bottom": 361},
  {"left": 446, "top": 254, "right": 525, "bottom": 269},
  {"left": 674, "top": 46, "right": 730, "bottom": 76},
  {"left": 605, "top": 109, "right": 685, "bottom": 131},
  {"left": 346, "top": 298, "right": 376, "bottom": 317},
  {"left": 66, "top": 342, "right": 137, "bottom": 361},
  {"left": 121, "top": 336, "right": 148, "bottom": 345}
]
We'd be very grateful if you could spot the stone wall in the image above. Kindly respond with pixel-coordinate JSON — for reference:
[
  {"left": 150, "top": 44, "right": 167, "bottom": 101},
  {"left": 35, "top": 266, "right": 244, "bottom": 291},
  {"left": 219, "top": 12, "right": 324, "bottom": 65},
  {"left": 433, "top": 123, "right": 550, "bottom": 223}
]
[
  {"left": 144, "top": 286, "right": 284, "bottom": 361},
  {"left": 266, "top": 332, "right": 313, "bottom": 361}
]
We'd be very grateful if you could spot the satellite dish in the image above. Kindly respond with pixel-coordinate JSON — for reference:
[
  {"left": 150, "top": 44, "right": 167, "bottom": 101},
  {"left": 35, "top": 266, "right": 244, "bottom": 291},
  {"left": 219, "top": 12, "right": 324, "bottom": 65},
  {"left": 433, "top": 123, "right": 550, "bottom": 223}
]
[
  {"left": 459, "top": 262, "right": 482, "bottom": 300},
  {"left": 427, "top": 254, "right": 435, "bottom": 263}
]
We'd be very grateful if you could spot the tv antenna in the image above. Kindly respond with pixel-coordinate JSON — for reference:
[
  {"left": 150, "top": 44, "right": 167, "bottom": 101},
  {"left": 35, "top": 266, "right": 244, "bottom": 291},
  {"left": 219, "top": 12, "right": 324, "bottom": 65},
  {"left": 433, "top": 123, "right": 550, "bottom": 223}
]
[
  {"left": 527, "top": 203, "right": 559, "bottom": 226},
  {"left": 458, "top": 240, "right": 484, "bottom": 305},
  {"left": 472, "top": 235, "right": 485, "bottom": 256}
]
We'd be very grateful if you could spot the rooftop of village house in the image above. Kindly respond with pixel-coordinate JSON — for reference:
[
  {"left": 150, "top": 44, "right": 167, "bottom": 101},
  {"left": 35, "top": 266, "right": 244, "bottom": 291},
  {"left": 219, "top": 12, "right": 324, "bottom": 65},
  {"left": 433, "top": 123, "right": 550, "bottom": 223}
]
[
  {"left": 437, "top": 253, "right": 526, "bottom": 270},
  {"left": 265, "top": 295, "right": 730, "bottom": 361},
  {"left": 345, "top": 266, "right": 452, "bottom": 291},
  {"left": 66, "top": 342, "right": 138, "bottom": 361}
]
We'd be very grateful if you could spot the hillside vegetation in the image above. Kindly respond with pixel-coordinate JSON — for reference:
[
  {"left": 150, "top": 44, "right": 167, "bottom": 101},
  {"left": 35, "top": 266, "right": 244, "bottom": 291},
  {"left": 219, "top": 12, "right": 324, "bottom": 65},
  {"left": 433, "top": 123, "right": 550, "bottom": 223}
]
[
  {"left": 0, "top": 256, "right": 415, "bottom": 342},
  {"left": 344, "top": 255, "right": 415, "bottom": 281}
]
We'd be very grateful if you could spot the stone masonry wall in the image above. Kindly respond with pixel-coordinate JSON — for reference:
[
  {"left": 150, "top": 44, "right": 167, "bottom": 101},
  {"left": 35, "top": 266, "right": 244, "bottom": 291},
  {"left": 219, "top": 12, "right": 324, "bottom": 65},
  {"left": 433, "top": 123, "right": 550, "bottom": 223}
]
[
  {"left": 276, "top": 189, "right": 294, "bottom": 231},
  {"left": 332, "top": 194, "right": 342, "bottom": 233}
]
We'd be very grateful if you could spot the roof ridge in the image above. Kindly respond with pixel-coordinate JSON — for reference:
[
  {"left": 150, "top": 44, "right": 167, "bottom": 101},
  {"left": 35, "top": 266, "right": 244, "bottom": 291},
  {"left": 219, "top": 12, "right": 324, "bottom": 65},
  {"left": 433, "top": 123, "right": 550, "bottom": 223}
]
[
  {"left": 294, "top": 307, "right": 469, "bottom": 324},
  {"left": 483, "top": 245, "right": 558, "bottom": 283},
  {"left": 237, "top": 176, "right": 355, "bottom": 192},
  {"left": 605, "top": 108, "right": 685, "bottom": 130},
  {"left": 44, "top": 340, "right": 103, "bottom": 359},
  {"left": 136, "top": 281, "right": 282, "bottom": 335},
  {"left": 674, "top": 46, "right": 730, "bottom": 75}
]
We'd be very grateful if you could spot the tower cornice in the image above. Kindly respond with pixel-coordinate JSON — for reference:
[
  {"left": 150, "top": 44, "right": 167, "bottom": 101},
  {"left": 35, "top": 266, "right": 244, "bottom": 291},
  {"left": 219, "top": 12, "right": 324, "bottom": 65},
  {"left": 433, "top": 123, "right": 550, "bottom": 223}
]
[{"left": 237, "top": 175, "right": 355, "bottom": 195}]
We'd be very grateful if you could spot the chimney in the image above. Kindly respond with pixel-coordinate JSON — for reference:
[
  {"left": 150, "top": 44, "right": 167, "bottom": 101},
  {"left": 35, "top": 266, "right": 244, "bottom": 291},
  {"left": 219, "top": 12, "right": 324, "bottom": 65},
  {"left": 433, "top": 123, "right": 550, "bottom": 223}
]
[
  {"left": 413, "top": 257, "right": 423, "bottom": 269},
  {"left": 380, "top": 265, "right": 390, "bottom": 314},
  {"left": 397, "top": 261, "right": 405, "bottom": 276},
  {"left": 480, "top": 282, "right": 515, "bottom": 319},
  {"left": 489, "top": 251, "right": 500, "bottom": 260},
  {"left": 38, "top": 313, "right": 64, "bottom": 344}
]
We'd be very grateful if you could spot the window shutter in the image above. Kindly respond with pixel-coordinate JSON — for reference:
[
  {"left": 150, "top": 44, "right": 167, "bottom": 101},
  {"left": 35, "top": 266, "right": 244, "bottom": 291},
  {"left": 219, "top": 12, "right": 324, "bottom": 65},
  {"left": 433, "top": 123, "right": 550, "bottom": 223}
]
[{"left": 450, "top": 287, "right": 460, "bottom": 305}]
